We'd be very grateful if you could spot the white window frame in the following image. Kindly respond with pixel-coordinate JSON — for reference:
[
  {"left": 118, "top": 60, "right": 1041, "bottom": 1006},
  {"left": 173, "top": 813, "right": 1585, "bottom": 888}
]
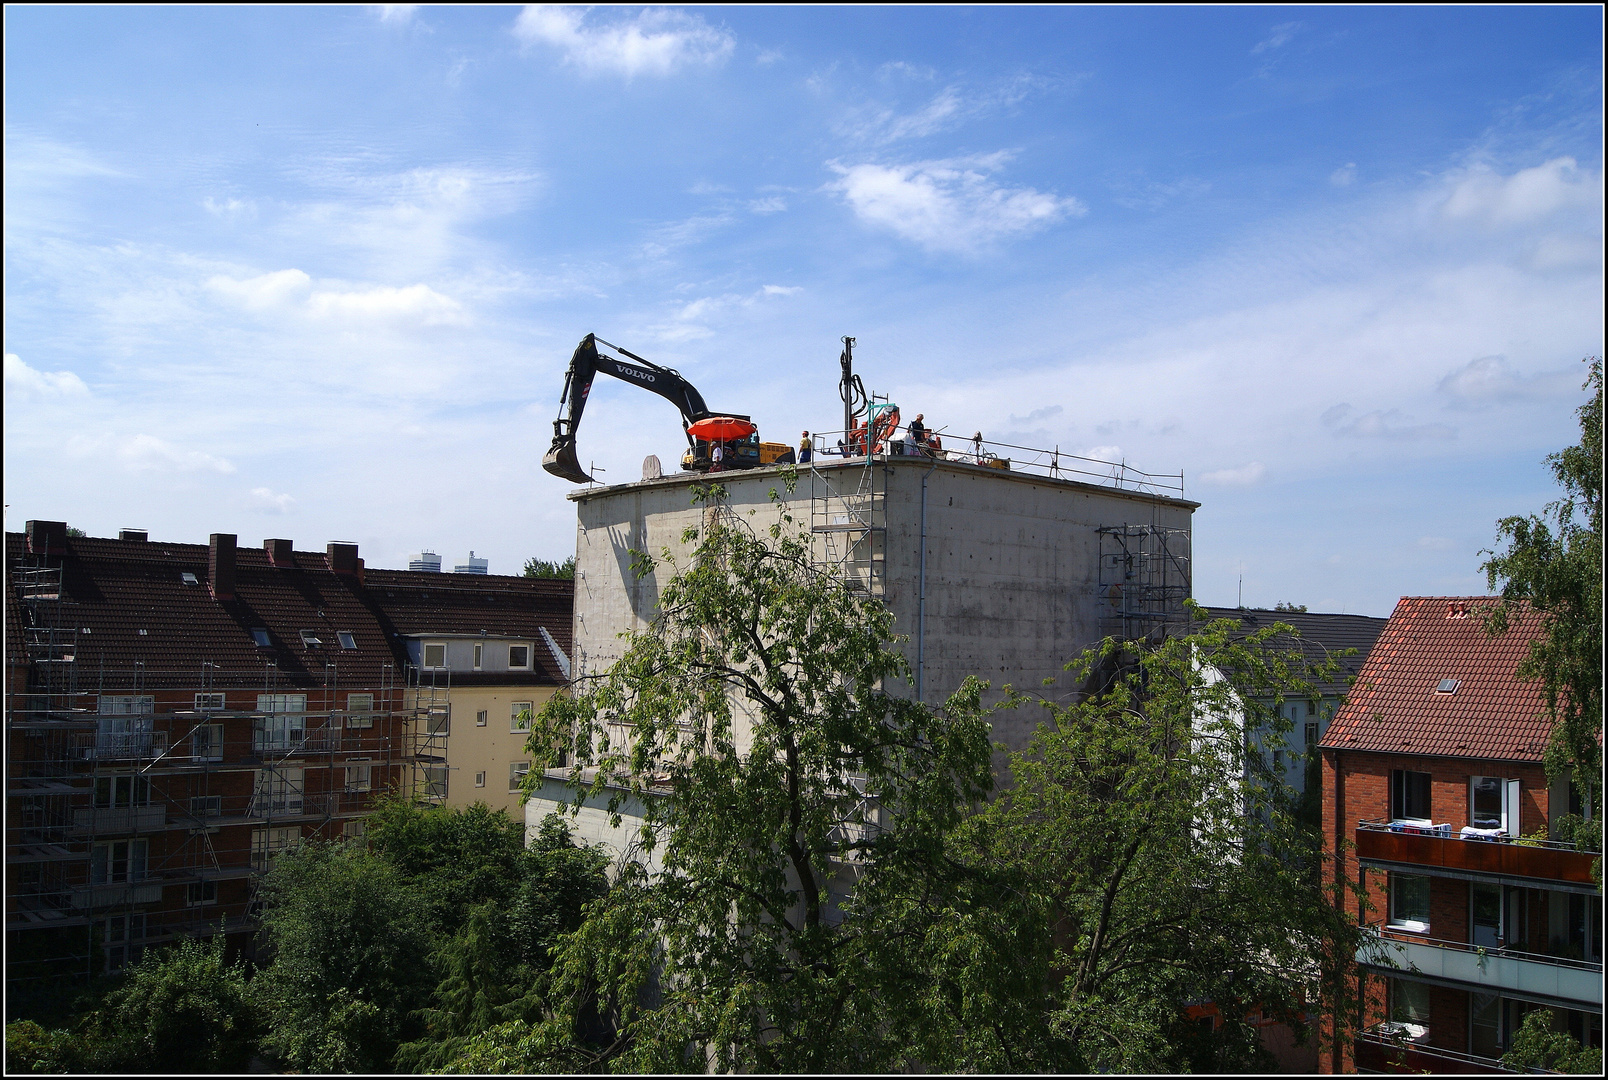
[
  {"left": 476, "top": 709, "right": 488, "bottom": 727},
  {"left": 90, "top": 838, "right": 148, "bottom": 884},
  {"left": 1388, "top": 872, "right": 1431, "bottom": 933},
  {"left": 475, "top": 771, "right": 487, "bottom": 788},
  {"left": 473, "top": 643, "right": 483, "bottom": 670},
  {"left": 423, "top": 642, "right": 447, "bottom": 669},
  {"left": 189, "top": 795, "right": 222, "bottom": 819},
  {"left": 102, "top": 913, "right": 146, "bottom": 973},
  {"left": 425, "top": 766, "right": 449, "bottom": 800},
  {"left": 345, "top": 758, "right": 373, "bottom": 793},
  {"left": 99, "top": 695, "right": 154, "bottom": 716},
  {"left": 1391, "top": 769, "right": 1433, "bottom": 825},
  {"left": 192, "top": 723, "right": 225, "bottom": 761},
  {"left": 251, "top": 826, "right": 300, "bottom": 869},
  {"left": 346, "top": 692, "right": 374, "bottom": 729},
  {"left": 427, "top": 707, "right": 450, "bottom": 736},
  {"left": 194, "top": 692, "right": 225, "bottom": 711},
  {"left": 509, "top": 644, "right": 530, "bottom": 669},
  {"left": 185, "top": 879, "right": 218, "bottom": 907},
  {"left": 511, "top": 702, "right": 533, "bottom": 734},
  {"left": 252, "top": 767, "right": 304, "bottom": 816},
  {"left": 509, "top": 761, "right": 530, "bottom": 791}
]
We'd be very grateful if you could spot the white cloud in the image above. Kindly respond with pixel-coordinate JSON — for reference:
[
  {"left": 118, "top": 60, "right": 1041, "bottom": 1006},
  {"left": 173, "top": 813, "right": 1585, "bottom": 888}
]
[
  {"left": 206, "top": 270, "right": 465, "bottom": 325},
  {"left": 842, "top": 75, "right": 1052, "bottom": 145},
  {"left": 249, "top": 487, "right": 297, "bottom": 514},
  {"left": 748, "top": 196, "right": 787, "bottom": 215},
  {"left": 1321, "top": 403, "right": 1456, "bottom": 440},
  {"left": 5, "top": 353, "right": 90, "bottom": 397},
  {"left": 755, "top": 48, "right": 782, "bottom": 67},
  {"left": 117, "top": 434, "right": 236, "bottom": 474},
  {"left": 1330, "top": 163, "right": 1357, "bottom": 187},
  {"left": 1198, "top": 462, "right": 1267, "bottom": 486},
  {"left": 512, "top": 5, "right": 734, "bottom": 77},
  {"left": 1438, "top": 157, "right": 1600, "bottom": 227},
  {"left": 761, "top": 284, "right": 802, "bottom": 296},
  {"left": 827, "top": 153, "right": 1083, "bottom": 253},
  {"left": 375, "top": 5, "right": 418, "bottom": 23},
  {"left": 1436, "top": 355, "right": 1582, "bottom": 407},
  {"left": 202, "top": 196, "right": 256, "bottom": 218},
  {"left": 1075, "top": 445, "right": 1123, "bottom": 463},
  {"left": 1252, "top": 22, "right": 1301, "bottom": 55}
]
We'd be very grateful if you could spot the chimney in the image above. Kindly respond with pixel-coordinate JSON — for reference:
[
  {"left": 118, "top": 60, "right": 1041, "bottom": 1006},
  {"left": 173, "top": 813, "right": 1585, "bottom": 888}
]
[
  {"left": 265, "top": 538, "right": 294, "bottom": 567},
  {"left": 209, "top": 533, "right": 237, "bottom": 600},
  {"left": 26, "top": 520, "right": 69, "bottom": 556},
  {"left": 118, "top": 529, "right": 148, "bottom": 543},
  {"left": 327, "top": 542, "right": 359, "bottom": 577},
  {"left": 355, "top": 556, "right": 366, "bottom": 586}
]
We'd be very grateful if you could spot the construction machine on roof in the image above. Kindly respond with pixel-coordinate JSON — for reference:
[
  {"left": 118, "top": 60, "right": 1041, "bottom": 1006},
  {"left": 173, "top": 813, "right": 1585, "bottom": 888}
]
[{"left": 541, "top": 334, "right": 791, "bottom": 485}]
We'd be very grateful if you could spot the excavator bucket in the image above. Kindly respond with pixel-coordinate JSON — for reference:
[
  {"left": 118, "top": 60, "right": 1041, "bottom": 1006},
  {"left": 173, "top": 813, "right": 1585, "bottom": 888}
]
[{"left": 542, "top": 440, "right": 594, "bottom": 484}]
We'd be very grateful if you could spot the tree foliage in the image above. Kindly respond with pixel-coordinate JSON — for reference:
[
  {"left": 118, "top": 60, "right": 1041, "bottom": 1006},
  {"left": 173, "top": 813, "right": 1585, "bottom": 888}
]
[
  {"left": 1482, "top": 357, "right": 1602, "bottom": 853},
  {"left": 509, "top": 486, "right": 1004, "bottom": 1072},
  {"left": 956, "top": 610, "right": 1368, "bottom": 1072},
  {"left": 1502, "top": 1007, "right": 1603, "bottom": 1074},
  {"left": 524, "top": 555, "right": 576, "bottom": 579}
]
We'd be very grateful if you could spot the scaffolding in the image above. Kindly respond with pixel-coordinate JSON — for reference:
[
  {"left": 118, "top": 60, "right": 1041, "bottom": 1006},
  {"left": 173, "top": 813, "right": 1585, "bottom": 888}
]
[
  {"left": 1096, "top": 523, "right": 1193, "bottom": 643},
  {"left": 807, "top": 452, "right": 888, "bottom": 599},
  {"left": 408, "top": 665, "right": 451, "bottom": 803}
]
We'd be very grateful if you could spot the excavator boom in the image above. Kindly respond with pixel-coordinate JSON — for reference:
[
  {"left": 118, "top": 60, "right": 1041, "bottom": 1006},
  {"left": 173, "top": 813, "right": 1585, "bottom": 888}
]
[{"left": 542, "top": 334, "right": 719, "bottom": 483}]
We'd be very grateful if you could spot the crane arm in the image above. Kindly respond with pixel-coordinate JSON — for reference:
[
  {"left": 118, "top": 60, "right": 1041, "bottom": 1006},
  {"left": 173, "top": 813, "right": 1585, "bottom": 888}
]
[{"left": 542, "top": 334, "right": 717, "bottom": 483}]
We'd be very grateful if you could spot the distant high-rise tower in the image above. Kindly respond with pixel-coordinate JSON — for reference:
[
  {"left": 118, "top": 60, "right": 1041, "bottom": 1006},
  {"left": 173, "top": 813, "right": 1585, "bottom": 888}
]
[
  {"left": 409, "top": 551, "right": 442, "bottom": 572},
  {"left": 454, "top": 551, "right": 489, "bottom": 575}
]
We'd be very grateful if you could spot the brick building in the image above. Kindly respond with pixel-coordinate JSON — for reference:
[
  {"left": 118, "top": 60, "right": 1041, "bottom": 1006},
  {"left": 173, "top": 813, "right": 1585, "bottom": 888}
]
[
  {"left": 5, "top": 522, "right": 570, "bottom": 998},
  {"left": 1318, "top": 596, "right": 1601, "bottom": 1073}
]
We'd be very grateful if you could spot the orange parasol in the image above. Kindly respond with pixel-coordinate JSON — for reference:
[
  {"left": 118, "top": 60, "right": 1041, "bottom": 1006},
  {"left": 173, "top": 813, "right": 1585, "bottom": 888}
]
[{"left": 688, "top": 416, "right": 756, "bottom": 441}]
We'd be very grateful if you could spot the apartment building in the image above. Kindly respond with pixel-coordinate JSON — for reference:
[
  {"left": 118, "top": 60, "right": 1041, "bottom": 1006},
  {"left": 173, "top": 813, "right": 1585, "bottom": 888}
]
[
  {"left": 5, "top": 522, "right": 571, "bottom": 996},
  {"left": 1319, "top": 596, "right": 1601, "bottom": 1073}
]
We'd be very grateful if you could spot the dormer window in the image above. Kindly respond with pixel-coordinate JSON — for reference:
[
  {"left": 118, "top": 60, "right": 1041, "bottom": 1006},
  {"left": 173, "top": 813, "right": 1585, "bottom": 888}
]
[
  {"left": 300, "top": 630, "right": 323, "bottom": 649},
  {"left": 1435, "top": 678, "right": 1460, "bottom": 695},
  {"left": 509, "top": 645, "right": 529, "bottom": 669},
  {"left": 423, "top": 643, "right": 446, "bottom": 668}
]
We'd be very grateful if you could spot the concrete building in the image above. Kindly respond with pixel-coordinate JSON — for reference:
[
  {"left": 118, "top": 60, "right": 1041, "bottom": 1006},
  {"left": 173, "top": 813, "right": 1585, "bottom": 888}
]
[
  {"left": 530, "top": 450, "right": 1194, "bottom": 856},
  {"left": 1318, "top": 597, "right": 1601, "bottom": 1073}
]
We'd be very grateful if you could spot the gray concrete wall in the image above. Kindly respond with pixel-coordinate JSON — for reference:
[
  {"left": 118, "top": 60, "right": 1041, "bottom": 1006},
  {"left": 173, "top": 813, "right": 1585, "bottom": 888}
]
[{"left": 566, "top": 457, "right": 1196, "bottom": 758}]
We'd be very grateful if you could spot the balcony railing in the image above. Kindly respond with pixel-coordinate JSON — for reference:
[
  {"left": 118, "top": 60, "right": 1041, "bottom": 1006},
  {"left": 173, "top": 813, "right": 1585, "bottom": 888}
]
[
  {"left": 1354, "top": 1030, "right": 1515, "bottom": 1074},
  {"left": 1355, "top": 819, "right": 1598, "bottom": 887},
  {"left": 1360, "top": 929, "right": 1603, "bottom": 1008}
]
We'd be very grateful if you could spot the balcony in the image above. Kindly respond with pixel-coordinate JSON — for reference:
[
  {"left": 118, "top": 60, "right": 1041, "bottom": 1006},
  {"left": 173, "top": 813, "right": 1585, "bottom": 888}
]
[
  {"left": 1356, "top": 820, "right": 1598, "bottom": 889},
  {"left": 1353, "top": 1030, "right": 1515, "bottom": 1074},
  {"left": 1360, "top": 930, "right": 1603, "bottom": 1009},
  {"left": 71, "top": 806, "right": 166, "bottom": 834}
]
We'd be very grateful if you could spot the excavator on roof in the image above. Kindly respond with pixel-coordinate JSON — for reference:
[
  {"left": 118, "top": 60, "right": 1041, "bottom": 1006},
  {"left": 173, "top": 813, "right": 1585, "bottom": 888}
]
[{"left": 541, "top": 334, "right": 790, "bottom": 484}]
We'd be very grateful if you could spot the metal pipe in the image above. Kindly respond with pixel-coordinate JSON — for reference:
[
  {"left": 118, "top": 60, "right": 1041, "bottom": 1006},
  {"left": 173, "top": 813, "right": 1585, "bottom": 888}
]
[{"left": 917, "top": 453, "right": 940, "bottom": 703}]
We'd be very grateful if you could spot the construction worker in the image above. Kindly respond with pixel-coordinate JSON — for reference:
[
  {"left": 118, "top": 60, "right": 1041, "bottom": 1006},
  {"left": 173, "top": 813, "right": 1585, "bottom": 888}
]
[
  {"left": 907, "top": 414, "right": 926, "bottom": 446},
  {"left": 710, "top": 441, "right": 725, "bottom": 472},
  {"left": 799, "top": 431, "right": 813, "bottom": 464}
]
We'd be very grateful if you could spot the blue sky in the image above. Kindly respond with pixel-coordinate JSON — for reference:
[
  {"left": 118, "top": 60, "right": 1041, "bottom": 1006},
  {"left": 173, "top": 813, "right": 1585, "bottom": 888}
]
[{"left": 5, "top": 5, "right": 1602, "bottom": 615}]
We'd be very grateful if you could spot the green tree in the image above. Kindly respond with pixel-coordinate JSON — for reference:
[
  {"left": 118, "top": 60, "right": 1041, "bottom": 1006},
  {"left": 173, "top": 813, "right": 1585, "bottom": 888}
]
[
  {"left": 490, "top": 485, "right": 1003, "bottom": 1072},
  {"left": 365, "top": 797, "right": 530, "bottom": 933},
  {"left": 1502, "top": 1007, "right": 1603, "bottom": 1074},
  {"left": 523, "top": 556, "right": 576, "bottom": 579},
  {"left": 1273, "top": 601, "right": 1308, "bottom": 613},
  {"left": 956, "top": 612, "right": 1370, "bottom": 1072},
  {"left": 1482, "top": 357, "right": 1602, "bottom": 857},
  {"left": 253, "top": 841, "right": 435, "bottom": 1072}
]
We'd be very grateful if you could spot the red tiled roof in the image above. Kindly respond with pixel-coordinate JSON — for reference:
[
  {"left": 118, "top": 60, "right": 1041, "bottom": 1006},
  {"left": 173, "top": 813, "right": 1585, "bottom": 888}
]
[
  {"left": 1318, "top": 596, "right": 1550, "bottom": 762},
  {"left": 5, "top": 532, "right": 573, "bottom": 693}
]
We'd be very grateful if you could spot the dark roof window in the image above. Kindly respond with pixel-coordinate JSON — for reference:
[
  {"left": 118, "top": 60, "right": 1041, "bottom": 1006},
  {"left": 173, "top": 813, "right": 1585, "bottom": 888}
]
[
  {"left": 250, "top": 628, "right": 271, "bottom": 648},
  {"left": 181, "top": 572, "right": 199, "bottom": 585},
  {"left": 337, "top": 631, "right": 357, "bottom": 650},
  {"left": 300, "top": 630, "right": 323, "bottom": 649},
  {"left": 1435, "top": 678, "right": 1460, "bottom": 695}
]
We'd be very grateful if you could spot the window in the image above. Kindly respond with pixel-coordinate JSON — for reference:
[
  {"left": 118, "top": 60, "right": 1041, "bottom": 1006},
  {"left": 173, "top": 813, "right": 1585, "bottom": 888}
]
[
  {"left": 476, "top": 709, "right": 488, "bottom": 728},
  {"left": 100, "top": 695, "right": 154, "bottom": 715},
  {"left": 194, "top": 692, "right": 225, "bottom": 711},
  {"left": 192, "top": 724, "right": 224, "bottom": 761},
  {"left": 1471, "top": 776, "right": 1504, "bottom": 830},
  {"left": 94, "top": 775, "right": 151, "bottom": 809},
  {"left": 1471, "top": 883, "right": 1526, "bottom": 950},
  {"left": 345, "top": 758, "right": 372, "bottom": 792},
  {"left": 342, "top": 819, "right": 366, "bottom": 841},
  {"left": 423, "top": 643, "right": 446, "bottom": 668},
  {"left": 255, "top": 713, "right": 305, "bottom": 753},
  {"left": 1470, "top": 992, "right": 1501, "bottom": 1059},
  {"left": 337, "top": 630, "right": 357, "bottom": 650},
  {"left": 258, "top": 693, "right": 307, "bottom": 714},
  {"left": 511, "top": 702, "right": 533, "bottom": 733},
  {"left": 1436, "top": 678, "right": 1461, "bottom": 694},
  {"left": 1305, "top": 722, "right": 1319, "bottom": 748},
  {"left": 95, "top": 714, "right": 155, "bottom": 758},
  {"left": 251, "top": 627, "right": 271, "bottom": 647},
  {"left": 299, "top": 629, "right": 323, "bottom": 649},
  {"left": 251, "top": 826, "right": 300, "bottom": 869},
  {"left": 1388, "top": 872, "right": 1431, "bottom": 932},
  {"left": 509, "top": 761, "right": 530, "bottom": 791},
  {"left": 475, "top": 771, "right": 487, "bottom": 788},
  {"left": 1568, "top": 893, "right": 1602, "bottom": 963},
  {"left": 473, "top": 643, "right": 483, "bottom": 669},
  {"left": 425, "top": 766, "right": 449, "bottom": 800},
  {"left": 181, "top": 571, "right": 199, "bottom": 585},
  {"left": 90, "top": 839, "right": 148, "bottom": 884},
  {"left": 186, "top": 880, "right": 217, "bottom": 907},
  {"left": 346, "top": 692, "right": 374, "bottom": 729},
  {"left": 509, "top": 645, "right": 530, "bottom": 668},
  {"left": 189, "top": 795, "right": 221, "bottom": 819},
  {"left": 1391, "top": 769, "right": 1433, "bottom": 823},
  {"left": 427, "top": 707, "right": 450, "bottom": 736},
  {"left": 252, "top": 768, "right": 304, "bottom": 816},
  {"left": 102, "top": 913, "right": 146, "bottom": 973},
  {"left": 1389, "top": 978, "right": 1429, "bottom": 1024},
  {"left": 1272, "top": 749, "right": 1284, "bottom": 771}
]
